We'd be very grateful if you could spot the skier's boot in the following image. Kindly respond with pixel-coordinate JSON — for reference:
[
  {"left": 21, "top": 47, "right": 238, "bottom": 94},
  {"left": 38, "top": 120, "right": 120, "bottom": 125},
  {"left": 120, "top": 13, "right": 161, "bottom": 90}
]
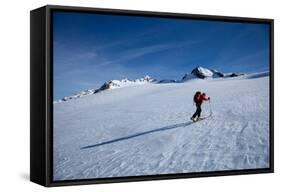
[{"left": 190, "top": 117, "right": 196, "bottom": 122}]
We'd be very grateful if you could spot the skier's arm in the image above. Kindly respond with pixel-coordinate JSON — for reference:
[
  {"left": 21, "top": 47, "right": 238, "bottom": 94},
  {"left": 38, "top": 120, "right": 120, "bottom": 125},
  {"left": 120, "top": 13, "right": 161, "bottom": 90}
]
[{"left": 203, "top": 95, "right": 210, "bottom": 101}]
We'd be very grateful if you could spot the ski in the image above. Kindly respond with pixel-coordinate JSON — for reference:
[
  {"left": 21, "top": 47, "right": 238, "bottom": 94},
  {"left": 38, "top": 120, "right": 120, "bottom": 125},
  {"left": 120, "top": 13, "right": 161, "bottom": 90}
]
[
  {"left": 192, "top": 117, "right": 206, "bottom": 123},
  {"left": 191, "top": 115, "right": 212, "bottom": 123}
]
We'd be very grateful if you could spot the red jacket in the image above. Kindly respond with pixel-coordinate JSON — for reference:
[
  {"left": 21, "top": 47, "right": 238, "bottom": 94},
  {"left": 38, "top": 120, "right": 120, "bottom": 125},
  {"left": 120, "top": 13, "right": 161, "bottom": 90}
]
[{"left": 195, "top": 94, "right": 209, "bottom": 103}]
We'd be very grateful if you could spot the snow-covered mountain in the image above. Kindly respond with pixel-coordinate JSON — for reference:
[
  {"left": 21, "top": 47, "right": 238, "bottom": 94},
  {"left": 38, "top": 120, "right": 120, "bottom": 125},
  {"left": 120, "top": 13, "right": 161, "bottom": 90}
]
[
  {"left": 55, "top": 67, "right": 245, "bottom": 103},
  {"left": 55, "top": 75, "right": 156, "bottom": 103},
  {"left": 191, "top": 66, "right": 214, "bottom": 78},
  {"left": 189, "top": 66, "right": 243, "bottom": 79},
  {"left": 53, "top": 71, "right": 269, "bottom": 180},
  {"left": 95, "top": 75, "right": 156, "bottom": 94}
]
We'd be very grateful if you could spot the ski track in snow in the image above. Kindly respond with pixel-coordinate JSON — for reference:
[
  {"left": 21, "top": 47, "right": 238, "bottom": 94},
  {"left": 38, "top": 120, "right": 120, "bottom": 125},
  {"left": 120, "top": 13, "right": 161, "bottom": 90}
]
[{"left": 53, "top": 75, "right": 269, "bottom": 180}]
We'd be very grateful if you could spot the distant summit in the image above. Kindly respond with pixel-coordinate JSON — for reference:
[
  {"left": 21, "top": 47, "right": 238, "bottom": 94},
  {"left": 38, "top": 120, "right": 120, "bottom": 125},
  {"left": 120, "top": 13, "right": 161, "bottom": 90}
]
[
  {"left": 94, "top": 75, "right": 157, "bottom": 94},
  {"left": 190, "top": 66, "right": 225, "bottom": 79},
  {"left": 191, "top": 66, "right": 214, "bottom": 78},
  {"left": 181, "top": 66, "right": 243, "bottom": 80}
]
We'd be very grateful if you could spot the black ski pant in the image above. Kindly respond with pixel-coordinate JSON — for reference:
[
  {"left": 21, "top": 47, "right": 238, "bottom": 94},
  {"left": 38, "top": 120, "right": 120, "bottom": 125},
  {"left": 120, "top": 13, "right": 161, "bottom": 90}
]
[{"left": 192, "top": 103, "right": 202, "bottom": 118}]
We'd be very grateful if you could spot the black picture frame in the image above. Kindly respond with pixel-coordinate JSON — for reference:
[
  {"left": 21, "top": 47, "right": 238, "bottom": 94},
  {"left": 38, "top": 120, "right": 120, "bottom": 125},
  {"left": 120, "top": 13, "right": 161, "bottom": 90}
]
[{"left": 30, "top": 5, "right": 274, "bottom": 187}]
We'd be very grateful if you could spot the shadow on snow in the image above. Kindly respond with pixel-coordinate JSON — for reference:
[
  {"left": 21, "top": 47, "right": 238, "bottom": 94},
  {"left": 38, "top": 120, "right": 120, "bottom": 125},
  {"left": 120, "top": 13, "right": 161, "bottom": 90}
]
[{"left": 81, "top": 121, "right": 193, "bottom": 150}]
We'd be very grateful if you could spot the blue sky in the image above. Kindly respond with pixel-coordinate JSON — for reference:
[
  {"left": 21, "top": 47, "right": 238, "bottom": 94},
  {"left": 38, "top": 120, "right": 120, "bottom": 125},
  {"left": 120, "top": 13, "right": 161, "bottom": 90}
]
[{"left": 53, "top": 11, "right": 270, "bottom": 100}]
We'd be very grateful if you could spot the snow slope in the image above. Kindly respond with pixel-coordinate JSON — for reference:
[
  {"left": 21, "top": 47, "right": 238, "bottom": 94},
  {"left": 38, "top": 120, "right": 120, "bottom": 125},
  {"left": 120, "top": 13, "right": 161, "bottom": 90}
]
[{"left": 53, "top": 73, "right": 269, "bottom": 181}]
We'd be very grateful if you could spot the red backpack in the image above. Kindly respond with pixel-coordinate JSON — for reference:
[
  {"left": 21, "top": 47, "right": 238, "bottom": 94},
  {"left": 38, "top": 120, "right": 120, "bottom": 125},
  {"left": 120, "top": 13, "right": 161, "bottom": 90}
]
[{"left": 193, "top": 92, "right": 201, "bottom": 103}]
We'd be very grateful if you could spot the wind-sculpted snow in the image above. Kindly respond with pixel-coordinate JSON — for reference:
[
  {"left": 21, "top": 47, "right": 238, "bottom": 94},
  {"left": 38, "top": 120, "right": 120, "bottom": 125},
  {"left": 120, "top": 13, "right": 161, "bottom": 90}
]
[{"left": 53, "top": 72, "right": 269, "bottom": 180}]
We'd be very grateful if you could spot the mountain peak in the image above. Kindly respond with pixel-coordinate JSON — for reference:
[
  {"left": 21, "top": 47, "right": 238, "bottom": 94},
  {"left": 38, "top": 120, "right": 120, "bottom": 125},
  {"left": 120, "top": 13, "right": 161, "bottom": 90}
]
[
  {"left": 95, "top": 75, "right": 156, "bottom": 94},
  {"left": 191, "top": 66, "right": 214, "bottom": 79},
  {"left": 144, "top": 75, "right": 152, "bottom": 81},
  {"left": 133, "top": 75, "right": 156, "bottom": 83}
]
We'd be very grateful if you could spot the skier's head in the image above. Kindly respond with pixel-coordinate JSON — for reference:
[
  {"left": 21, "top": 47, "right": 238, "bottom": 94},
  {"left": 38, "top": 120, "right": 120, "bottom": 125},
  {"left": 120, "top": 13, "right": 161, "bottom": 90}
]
[{"left": 196, "top": 91, "right": 201, "bottom": 95}]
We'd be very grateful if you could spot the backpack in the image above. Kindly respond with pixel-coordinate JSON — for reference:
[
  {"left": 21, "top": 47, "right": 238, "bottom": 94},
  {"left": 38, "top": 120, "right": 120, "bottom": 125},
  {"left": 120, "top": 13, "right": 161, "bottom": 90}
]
[{"left": 193, "top": 92, "right": 201, "bottom": 103}]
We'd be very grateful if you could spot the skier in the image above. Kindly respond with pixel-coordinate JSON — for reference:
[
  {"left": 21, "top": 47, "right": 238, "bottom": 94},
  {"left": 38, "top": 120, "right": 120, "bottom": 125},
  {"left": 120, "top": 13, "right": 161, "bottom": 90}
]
[{"left": 191, "top": 91, "right": 210, "bottom": 122}]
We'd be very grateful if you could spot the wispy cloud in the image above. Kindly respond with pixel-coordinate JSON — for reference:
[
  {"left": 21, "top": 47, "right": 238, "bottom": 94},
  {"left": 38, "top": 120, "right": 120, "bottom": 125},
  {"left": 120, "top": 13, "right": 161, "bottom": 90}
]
[
  {"left": 95, "top": 40, "right": 199, "bottom": 67},
  {"left": 54, "top": 25, "right": 165, "bottom": 66}
]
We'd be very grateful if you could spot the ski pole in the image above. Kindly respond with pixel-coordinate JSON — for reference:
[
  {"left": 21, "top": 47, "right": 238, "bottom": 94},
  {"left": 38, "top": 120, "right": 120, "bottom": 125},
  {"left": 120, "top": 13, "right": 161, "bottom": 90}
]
[{"left": 209, "top": 100, "right": 213, "bottom": 117}]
